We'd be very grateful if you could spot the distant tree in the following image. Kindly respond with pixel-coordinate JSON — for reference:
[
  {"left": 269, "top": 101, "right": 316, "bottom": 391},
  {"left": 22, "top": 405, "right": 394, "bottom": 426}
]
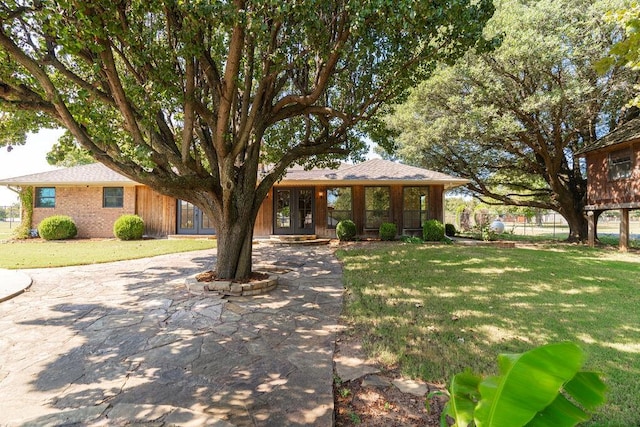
[
  {"left": 386, "top": 0, "right": 637, "bottom": 241},
  {"left": 0, "top": 0, "right": 495, "bottom": 279},
  {"left": 46, "top": 132, "right": 95, "bottom": 167}
]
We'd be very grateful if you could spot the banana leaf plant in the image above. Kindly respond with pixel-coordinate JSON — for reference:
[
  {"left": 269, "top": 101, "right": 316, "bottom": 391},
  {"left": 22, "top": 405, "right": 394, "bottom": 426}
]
[{"left": 442, "top": 342, "right": 607, "bottom": 427}]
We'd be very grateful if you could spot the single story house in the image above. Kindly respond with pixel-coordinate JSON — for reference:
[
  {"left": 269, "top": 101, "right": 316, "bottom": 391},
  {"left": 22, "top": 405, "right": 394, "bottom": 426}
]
[
  {"left": 577, "top": 116, "right": 640, "bottom": 251},
  {"left": 0, "top": 159, "right": 468, "bottom": 239}
]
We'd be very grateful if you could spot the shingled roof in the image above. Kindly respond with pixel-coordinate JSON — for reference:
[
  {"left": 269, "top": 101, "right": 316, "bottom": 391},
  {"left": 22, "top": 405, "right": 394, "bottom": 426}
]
[
  {"left": 0, "top": 159, "right": 468, "bottom": 190},
  {"left": 577, "top": 117, "right": 640, "bottom": 155},
  {"left": 0, "top": 163, "right": 136, "bottom": 186},
  {"left": 280, "top": 159, "right": 468, "bottom": 189}
]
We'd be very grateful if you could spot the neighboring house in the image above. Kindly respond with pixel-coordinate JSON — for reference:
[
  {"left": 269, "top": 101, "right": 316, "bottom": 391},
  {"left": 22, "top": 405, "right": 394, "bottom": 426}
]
[
  {"left": 577, "top": 117, "right": 640, "bottom": 250},
  {"left": 0, "top": 159, "right": 468, "bottom": 239}
]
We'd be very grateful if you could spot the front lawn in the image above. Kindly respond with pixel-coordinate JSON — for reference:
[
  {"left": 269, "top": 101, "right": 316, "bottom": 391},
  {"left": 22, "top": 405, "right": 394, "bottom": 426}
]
[
  {"left": 0, "top": 238, "right": 216, "bottom": 269},
  {"left": 337, "top": 243, "right": 640, "bottom": 426}
]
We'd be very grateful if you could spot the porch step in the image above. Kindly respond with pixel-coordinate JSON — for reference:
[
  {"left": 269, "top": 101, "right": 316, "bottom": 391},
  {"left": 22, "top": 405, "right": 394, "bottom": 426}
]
[
  {"left": 270, "top": 235, "right": 317, "bottom": 242},
  {"left": 269, "top": 235, "right": 331, "bottom": 246}
]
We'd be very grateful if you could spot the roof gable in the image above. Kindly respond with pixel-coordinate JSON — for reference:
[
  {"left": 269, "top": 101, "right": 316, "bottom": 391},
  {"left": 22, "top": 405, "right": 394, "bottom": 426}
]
[{"left": 280, "top": 159, "right": 468, "bottom": 189}]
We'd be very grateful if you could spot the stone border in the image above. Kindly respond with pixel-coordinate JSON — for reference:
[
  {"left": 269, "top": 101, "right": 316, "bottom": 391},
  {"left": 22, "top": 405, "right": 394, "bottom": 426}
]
[{"left": 185, "top": 272, "right": 278, "bottom": 297}]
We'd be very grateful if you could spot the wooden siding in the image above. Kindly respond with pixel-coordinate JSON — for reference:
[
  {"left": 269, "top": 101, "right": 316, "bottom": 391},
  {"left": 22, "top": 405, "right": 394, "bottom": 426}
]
[
  {"left": 254, "top": 194, "right": 273, "bottom": 237},
  {"left": 585, "top": 143, "right": 640, "bottom": 209},
  {"left": 135, "top": 186, "right": 177, "bottom": 236},
  {"left": 254, "top": 183, "right": 445, "bottom": 238}
]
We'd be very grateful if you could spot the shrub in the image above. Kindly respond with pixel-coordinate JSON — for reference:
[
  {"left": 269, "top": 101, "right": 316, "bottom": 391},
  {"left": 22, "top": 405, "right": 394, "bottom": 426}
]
[
  {"left": 423, "top": 219, "right": 445, "bottom": 242},
  {"left": 336, "top": 219, "right": 356, "bottom": 241},
  {"left": 445, "top": 223, "right": 457, "bottom": 237},
  {"left": 481, "top": 223, "right": 497, "bottom": 241},
  {"left": 113, "top": 214, "right": 145, "bottom": 240},
  {"left": 379, "top": 222, "right": 397, "bottom": 241},
  {"left": 37, "top": 215, "right": 78, "bottom": 240}
]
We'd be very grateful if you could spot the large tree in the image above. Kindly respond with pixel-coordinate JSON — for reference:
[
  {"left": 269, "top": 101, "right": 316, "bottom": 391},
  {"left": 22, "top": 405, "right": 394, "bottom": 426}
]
[
  {"left": 386, "top": 0, "right": 637, "bottom": 241},
  {"left": 0, "top": 0, "right": 494, "bottom": 279}
]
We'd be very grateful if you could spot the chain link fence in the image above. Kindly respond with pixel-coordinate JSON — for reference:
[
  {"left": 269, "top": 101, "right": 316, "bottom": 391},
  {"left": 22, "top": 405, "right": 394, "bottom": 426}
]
[{"left": 0, "top": 205, "right": 21, "bottom": 236}]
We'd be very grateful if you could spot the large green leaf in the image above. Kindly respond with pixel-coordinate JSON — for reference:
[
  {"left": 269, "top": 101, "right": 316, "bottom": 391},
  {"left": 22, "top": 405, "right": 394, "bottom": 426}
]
[
  {"left": 563, "top": 372, "right": 608, "bottom": 411},
  {"left": 526, "top": 393, "right": 589, "bottom": 427},
  {"left": 526, "top": 371, "right": 607, "bottom": 427},
  {"left": 474, "top": 342, "right": 584, "bottom": 427},
  {"left": 444, "top": 370, "right": 482, "bottom": 427}
]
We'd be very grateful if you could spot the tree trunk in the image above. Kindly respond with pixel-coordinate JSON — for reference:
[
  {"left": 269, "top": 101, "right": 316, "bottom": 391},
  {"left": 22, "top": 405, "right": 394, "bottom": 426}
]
[
  {"left": 214, "top": 214, "right": 256, "bottom": 280},
  {"left": 556, "top": 192, "right": 588, "bottom": 242}
]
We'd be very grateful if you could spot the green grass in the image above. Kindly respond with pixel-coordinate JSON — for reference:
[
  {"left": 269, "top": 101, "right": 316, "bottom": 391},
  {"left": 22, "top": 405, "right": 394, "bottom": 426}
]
[
  {"left": 337, "top": 243, "right": 640, "bottom": 426},
  {"left": 0, "top": 238, "right": 216, "bottom": 269}
]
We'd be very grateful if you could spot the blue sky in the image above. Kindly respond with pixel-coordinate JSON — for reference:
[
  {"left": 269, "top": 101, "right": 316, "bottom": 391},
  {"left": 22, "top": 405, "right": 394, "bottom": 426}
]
[{"left": 0, "top": 129, "right": 63, "bottom": 206}]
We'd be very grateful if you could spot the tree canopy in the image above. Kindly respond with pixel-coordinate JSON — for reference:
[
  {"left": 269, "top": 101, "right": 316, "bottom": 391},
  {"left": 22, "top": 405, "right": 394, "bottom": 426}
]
[
  {"left": 385, "top": 0, "right": 637, "bottom": 241},
  {"left": 46, "top": 132, "right": 95, "bottom": 167},
  {"left": 597, "top": 3, "right": 640, "bottom": 106},
  {"left": 0, "top": 0, "right": 495, "bottom": 278}
]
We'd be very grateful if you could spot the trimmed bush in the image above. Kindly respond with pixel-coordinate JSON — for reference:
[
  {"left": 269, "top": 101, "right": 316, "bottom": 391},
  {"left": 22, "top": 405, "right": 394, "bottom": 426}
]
[
  {"left": 445, "top": 223, "right": 457, "bottom": 237},
  {"left": 113, "top": 214, "right": 145, "bottom": 240},
  {"left": 37, "top": 215, "right": 78, "bottom": 240},
  {"left": 423, "top": 219, "right": 445, "bottom": 242},
  {"left": 379, "top": 222, "right": 397, "bottom": 241},
  {"left": 336, "top": 219, "right": 356, "bottom": 241}
]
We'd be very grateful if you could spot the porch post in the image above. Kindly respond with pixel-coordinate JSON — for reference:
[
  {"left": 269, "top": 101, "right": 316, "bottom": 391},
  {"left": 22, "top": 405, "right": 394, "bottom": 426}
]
[
  {"left": 620, "top": 208, "right": 629, "bottom": 252},
  {"left": 587, "top": 211, "right": 595, "bottom": 248}
]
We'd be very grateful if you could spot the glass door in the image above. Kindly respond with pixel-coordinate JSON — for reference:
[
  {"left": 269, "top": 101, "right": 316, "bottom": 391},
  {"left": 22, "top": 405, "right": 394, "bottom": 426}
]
[
  {"left": 273, "top": 188, "right": 315, "bottom": 234},
  {"left": 177, "top": 200, "right": 216, "bottom": 235}
]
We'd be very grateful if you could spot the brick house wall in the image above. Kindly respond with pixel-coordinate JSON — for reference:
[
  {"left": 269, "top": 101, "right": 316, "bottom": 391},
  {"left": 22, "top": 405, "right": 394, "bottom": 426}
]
[{"left": 32, "top": 186, "right": 136, "bottom": 238}]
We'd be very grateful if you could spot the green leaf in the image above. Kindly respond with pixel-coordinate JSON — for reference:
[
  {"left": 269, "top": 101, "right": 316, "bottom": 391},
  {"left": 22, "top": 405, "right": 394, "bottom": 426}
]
[
  {"left": 444, "top": 370, "right": 482, "bottom": 427},
  {"left": 526, "top": 372, "right": 607, "bottom": 427},
  {"left": 526, "top": 393, "right": 589, "bottom": 427},
  {"left": 563, "top": 371, "right": 607, "bottom": 411},
  {"left": 474, "top": 342, "right": 583, "bottom": 427}
]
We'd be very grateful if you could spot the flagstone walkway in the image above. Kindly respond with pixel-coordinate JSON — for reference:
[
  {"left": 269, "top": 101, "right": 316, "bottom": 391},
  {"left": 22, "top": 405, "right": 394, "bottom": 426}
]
[{"left": 0, "top": 244, "right": 343, "bottom": 426}]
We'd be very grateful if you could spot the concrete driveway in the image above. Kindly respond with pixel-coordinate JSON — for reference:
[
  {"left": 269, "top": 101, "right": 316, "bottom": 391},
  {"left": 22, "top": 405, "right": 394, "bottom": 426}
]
[{"left": 0, "top": 244, "right": 343, "bottom": 426}]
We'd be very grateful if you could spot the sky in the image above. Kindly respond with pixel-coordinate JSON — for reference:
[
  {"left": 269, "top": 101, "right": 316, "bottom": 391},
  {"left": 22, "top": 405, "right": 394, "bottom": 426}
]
[{"left": 0, "top": 128, "right": 64, "bottom": 206}]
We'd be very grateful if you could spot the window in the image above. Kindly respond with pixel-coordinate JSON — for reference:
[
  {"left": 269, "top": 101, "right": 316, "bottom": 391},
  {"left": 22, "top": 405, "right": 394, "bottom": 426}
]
[
  {"left": 103, "top": 187, "right": 124, "bottom": 208},
  {"left": 35, "top": 187, "right": 55, "bottom": 208},
  {"left": 364, "top": 186, "right": 390, "bottom": 228},
  {"left": 403, "top": 187, "right": 429, "bottom": 229},
  {"left": 609, "top": 149, "right": 633, "bottom": 180},
  {"left": 327, "top": 187, "right": 352, "bottom": 228}
]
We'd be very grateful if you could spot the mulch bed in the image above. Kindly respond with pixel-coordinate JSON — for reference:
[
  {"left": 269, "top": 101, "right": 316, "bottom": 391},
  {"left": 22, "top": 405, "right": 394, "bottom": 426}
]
[
  {"left": 334, "top": 372, "right": 447, "bottom": 426},
  {"left": 195, "top": 270, "right": 270, "bottom": 284}
]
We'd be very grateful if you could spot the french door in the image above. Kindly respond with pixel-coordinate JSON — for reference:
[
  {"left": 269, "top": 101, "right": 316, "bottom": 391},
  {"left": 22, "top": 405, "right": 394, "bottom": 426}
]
[
  {"left": 273, "top": 188, "right": 315, "bottom": 235},
  {"left": 177, "top": 200, "right": 216, "bottom": 235}
]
